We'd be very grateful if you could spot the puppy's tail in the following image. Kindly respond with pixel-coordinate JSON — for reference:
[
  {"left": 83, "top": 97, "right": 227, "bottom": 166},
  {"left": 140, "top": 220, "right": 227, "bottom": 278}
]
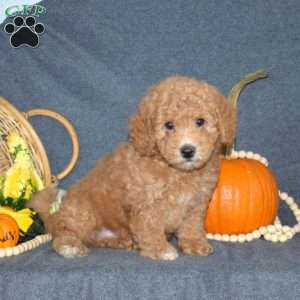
[{"left": 26, "top": 183, "right": 64, "bottom": 222}]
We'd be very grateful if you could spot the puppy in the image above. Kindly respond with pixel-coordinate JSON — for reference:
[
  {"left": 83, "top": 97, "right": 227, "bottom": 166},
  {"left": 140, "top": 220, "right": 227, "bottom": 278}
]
[{"left": 28, "top": 76, "right": 236, "bottom": 260}]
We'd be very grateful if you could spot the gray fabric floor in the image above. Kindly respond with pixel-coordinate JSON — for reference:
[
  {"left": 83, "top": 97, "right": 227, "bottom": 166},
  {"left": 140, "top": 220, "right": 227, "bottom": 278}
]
[
  {"left": 0, "top": 1, "right": 299, "bottom": 299},
  {"left": 0, "top": 237, "right": 300, "bottom": 300}
]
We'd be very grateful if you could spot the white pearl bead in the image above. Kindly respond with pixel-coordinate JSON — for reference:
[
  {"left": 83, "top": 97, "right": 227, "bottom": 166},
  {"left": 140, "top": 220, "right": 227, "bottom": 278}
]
[
  {"left": 238, "top": 235, "right": 246, "bottom": 243},
  {"left": 18, "top": 244, "right": 25, "bottom": 254},
  {"left": 33, "top": 239, "right": 39, "bottom": 248},
  {"left": 259, "top": 227, "right": 267, "bottom": 234},
  {"left": 30, "top": 240, "right": 36, "bottom": 249},
  {"left": 22, "top": 242, "right": 28, "bottom": 252},
  {"left": 282, "top": 226, "right": 291, "bottom": 233},
  {"left": 27, "top": 242, "right": 33, "bottom": 250},
  {"left": 271, "top": 235, "right": 279, "bottom": 242},
  {"left": 23, "top": 243, "right": 28, "bottom": 252},
  {"left": 231, "top": 151, "right": 238, "bottom": 159},
  {"left": 239, "top": 151, "right": 246, "bottom": 158},
  {"left": 274, "top": 220, "right": 282, "bottom": 227},
  {"left": 5, "top": 247, "right": 13, "bottom": 256},
  {"left": 0, "top": 250, "right": 6, "bottom": 258},
  {"left": 36, "top": 235, "right": 42, "bottom": 243},
  {"left": 264, "top": 233, "right": 272, "bottom": 240},
  {"left": 12, "top": 246, "right": 18, "bottom": 256},
  {"left": 280, "top": 192, "right": 288, "bottom": 200},
  {"left": 290, "top": 203, "right": 299, "bottom": 212},
  {"left": 246, "top": 151, "right": 254, "bottom": 159},
  {"left": 267, "top": 225, "right": 276, "bottom": 233},
  {"left": 253, "top": 230, "right": 261, "bottom": 239},
  {"left": 230, "top": 235, "right": 238, "bottom": 242},
  {"left": 275, "top": 216, "right": 281, "bottom": 222},
  {"left": 285, "top": 197, "right": 295, "bottom": 206},
  {"left": 275, "top": 224, "right": 282, "bottom": 231},
  {"left": 294, "top": 210, "right": 300, "bottom": 217},
  {"left": 214, "top": 234, "right": 222, "bottom": 241},
  {"left": 206, "top": 233, "right": 213, "bottom": 239},
  {"left": 260, "top": 157, "right": 268, "bottom": 166},
  {"left": 286, "top": 231, "right": 294, "bottom": 239},
  {"left": 222, "top": 234, "right": 230, "bottom": 242},
  {"left": 294, "top": 224, "right": 300, "bottom": 232},
  {"left": 279, "top": 235, "right": 288, "bottom": 242},
  {"left": 253, "top": 153, "right": 261, "bottom": 161},
  {"left": 246, "top": 233, "right": 253, "bottom": 241}
]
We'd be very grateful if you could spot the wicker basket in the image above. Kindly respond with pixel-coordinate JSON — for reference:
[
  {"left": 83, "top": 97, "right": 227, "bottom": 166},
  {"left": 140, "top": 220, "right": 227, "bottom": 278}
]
[
  {"left": 0, "top": 97, "right": 79, "bottom": 257},
  {"left": 0, "top": 96, "right": 79, "bottom": 184},
  {"left": 0, "top": 96, "right": 79, "bottom": 257}
]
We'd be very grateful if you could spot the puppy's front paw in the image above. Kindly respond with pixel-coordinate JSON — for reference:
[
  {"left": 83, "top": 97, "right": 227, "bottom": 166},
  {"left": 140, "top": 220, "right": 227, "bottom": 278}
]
[
  {"left": 179, "top": 238, "right": 214, "bottom": 256},
  {"left": 140, "top": 244, "right": 178, "bottom": 261},
  {"left": 53, "top": 236, "right": 89, "bottom": 258}
]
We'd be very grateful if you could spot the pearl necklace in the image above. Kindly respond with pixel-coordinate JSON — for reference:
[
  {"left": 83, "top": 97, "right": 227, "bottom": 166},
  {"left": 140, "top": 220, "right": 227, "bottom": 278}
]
[{"left": 0, "top": 234, "right": 52, "bottom": 257}]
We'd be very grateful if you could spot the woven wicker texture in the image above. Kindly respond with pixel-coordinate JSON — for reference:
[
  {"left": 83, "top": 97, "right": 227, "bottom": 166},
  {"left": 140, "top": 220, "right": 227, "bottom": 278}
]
[{"left": 0, "top": 96, "right": 79, "bottom": 185}]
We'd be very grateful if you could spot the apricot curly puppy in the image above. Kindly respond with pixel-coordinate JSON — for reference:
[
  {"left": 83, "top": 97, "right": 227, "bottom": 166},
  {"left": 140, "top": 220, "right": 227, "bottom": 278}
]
[{"left": 28, "top": 76, "right": 236, "bottom": 260}]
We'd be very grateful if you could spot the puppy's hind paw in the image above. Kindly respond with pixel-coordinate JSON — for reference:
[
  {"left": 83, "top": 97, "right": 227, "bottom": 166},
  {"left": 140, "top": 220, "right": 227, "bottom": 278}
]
[
  {"left": 140, "top": 244, "right": 179, "bottom": 261},
  {"left": 57, "top": 244, "right": 89, "bottom": 258},
  {"left": 160, "top": 248, "right": 179, "bottom": 261},
  {"left": 53, "top": 236, "right": 89, "bottom": 258}
]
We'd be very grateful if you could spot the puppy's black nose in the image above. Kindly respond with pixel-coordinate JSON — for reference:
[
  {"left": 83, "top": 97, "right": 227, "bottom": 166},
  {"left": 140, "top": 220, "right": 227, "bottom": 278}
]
[{"left": 180, "top": 144, "right": 196, "bottom": 159}]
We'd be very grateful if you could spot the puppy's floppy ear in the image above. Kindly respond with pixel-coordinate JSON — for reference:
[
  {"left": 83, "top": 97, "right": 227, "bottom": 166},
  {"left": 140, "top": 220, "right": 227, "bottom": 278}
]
[
  {"left": 128, "top": 95, "right": 157, "bottom": 156},
  {"left": 217, "top": 94, "right": 237, "bottom": 145}
]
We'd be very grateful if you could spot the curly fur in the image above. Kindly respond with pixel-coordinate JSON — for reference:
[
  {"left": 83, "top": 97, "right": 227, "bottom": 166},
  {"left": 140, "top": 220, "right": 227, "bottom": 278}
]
[{"left": 28, "top": 76, "right": 236, "bottom": 260}]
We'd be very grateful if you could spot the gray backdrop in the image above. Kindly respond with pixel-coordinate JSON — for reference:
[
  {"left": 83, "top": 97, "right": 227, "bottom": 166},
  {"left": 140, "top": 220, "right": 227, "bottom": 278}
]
[{"left": 0, "top": 1, "right": 299, "bottom": 299}]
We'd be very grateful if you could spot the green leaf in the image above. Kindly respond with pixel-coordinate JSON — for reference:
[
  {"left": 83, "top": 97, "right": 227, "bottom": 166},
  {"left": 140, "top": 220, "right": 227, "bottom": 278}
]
[{"left": 0, "top": 197, "right": 26, "bottom": 210}]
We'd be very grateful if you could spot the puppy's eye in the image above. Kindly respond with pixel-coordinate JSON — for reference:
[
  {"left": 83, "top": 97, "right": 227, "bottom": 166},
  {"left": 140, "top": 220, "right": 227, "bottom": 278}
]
[
  {"left": 196, "top": 118, "right": 205, "bottom": 127},
  {"left": 164, "top": 121, "right": 175, "bottom": 130}
]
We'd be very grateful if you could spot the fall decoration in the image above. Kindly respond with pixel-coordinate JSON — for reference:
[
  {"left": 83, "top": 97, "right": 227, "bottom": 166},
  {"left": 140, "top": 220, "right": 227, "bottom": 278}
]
[
  {"left": 206, "top": 150, "right": 300, "bottom": 243},
  {"left": 0, "top": 97, "right": 79, "bottom": 257},
  {"left": 203, "top": 70, "right": 300, "bottom": 242},
  {"left": 205, "top": 158, "right": 279, "bottom": 234},
  {"left": 0, "top": 131, "right": 44, "bottom": 210},
  {"left": 0, "top": 96, "right": 79, "bottom": 188},
  {"left": 0, "top": 206, "right": 45, "bottom": 243},
  {"left": 0, "top": 213, "right": 19, "bottom": 248},
  {"left": 0, "top": 233, "right": 51, "bottom": 257}
]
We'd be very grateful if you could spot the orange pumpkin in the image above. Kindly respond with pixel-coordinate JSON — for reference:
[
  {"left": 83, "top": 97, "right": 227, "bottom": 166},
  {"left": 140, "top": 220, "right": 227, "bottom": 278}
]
[
  {"left": 205, "top": 159, "right": 279, "bottom": 234},
  {"left": 0, "top": 213, "right": 19, "bottom": 248}
]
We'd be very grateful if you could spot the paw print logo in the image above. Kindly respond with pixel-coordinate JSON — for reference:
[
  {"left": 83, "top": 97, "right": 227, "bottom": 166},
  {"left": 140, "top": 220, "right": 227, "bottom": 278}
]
[{"left": 4, "top": 16, "right": 45, "bottom": 48}]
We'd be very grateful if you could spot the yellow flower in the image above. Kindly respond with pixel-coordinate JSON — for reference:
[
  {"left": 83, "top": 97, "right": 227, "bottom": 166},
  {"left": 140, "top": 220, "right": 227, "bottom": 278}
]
[{"left": 1, "top": 132, "right": 44, "bottom": 201}]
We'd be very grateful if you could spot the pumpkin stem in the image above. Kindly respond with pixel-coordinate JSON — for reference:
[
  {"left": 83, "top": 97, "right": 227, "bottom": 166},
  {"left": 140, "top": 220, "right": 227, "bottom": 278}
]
[
  {"left": 225, "top": 69, "right": 268, "bottom": 156},
  {"left": 228, "top": 69, "right": 268, "bottom": 108}
]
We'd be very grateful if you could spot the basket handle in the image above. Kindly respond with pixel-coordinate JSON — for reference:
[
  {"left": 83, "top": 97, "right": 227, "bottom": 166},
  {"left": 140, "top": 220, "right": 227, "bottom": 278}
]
[{"left": 24, "top": 109, "right": 79, "bottom": 182}]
